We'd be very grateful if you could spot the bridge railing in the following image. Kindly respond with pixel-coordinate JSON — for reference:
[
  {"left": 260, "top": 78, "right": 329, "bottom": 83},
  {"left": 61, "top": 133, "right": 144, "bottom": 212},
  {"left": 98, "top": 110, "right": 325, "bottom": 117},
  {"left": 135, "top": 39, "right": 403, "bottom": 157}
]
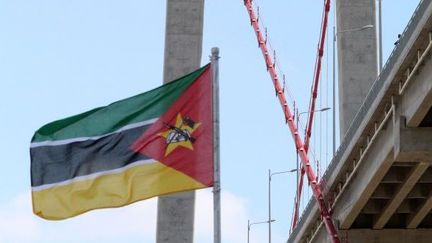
[{"left": 289, "top": 0, "right": 429, "bottom": 241}]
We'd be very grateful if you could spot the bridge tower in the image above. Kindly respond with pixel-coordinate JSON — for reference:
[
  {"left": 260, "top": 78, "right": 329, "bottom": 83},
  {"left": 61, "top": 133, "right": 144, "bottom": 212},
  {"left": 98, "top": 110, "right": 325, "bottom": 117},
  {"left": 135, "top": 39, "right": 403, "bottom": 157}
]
[
  {"left": 337, "top": 0, "right": 378, "bottom": 137},
  {"left": 157, "top": 0, "right": 204, "bottom": 242}
]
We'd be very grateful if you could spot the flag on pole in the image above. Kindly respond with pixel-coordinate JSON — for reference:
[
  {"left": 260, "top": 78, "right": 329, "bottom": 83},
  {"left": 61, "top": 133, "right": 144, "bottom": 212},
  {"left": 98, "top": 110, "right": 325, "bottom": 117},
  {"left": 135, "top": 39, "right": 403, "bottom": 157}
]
[{"left": 30, "top": 64, "right": 213, "bottom": 220}]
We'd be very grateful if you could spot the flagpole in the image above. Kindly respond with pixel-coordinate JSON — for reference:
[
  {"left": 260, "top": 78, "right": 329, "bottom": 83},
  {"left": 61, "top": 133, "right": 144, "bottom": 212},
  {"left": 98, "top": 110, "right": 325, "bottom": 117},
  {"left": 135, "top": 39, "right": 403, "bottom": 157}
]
[{"left": 211, "top": 47, "right": 221, "bottom": 243}]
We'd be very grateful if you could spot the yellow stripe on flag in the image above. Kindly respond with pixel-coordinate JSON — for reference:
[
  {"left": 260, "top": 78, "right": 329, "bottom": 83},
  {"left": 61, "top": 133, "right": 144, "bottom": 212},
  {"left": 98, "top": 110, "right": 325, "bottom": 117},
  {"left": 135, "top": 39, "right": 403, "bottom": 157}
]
[{"left": 32, "top": 161, "right": 205, "bottom": 220}]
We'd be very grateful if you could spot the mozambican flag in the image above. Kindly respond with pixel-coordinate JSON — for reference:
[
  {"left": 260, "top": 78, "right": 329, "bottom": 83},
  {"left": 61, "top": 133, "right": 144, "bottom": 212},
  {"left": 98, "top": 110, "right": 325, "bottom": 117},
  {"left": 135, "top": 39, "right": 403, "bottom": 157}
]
[{"left": 30, "top": 64, "right": 214, "bottom": 220}]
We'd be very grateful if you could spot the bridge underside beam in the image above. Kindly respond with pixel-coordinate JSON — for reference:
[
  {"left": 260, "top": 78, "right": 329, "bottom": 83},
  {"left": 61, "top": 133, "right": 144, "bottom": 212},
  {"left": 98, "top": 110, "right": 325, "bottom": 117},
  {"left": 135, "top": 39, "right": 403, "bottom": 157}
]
[
  {"left": 339, "top": 229, "right": 432, "bottom": 243},
  {"left": 373, "top": 162, "right": 429, "bottom": 229},
  {"left": 311, "top": 228, "right": 432, "bottom": 243},
  {"left": 333, "top": 116, "right": 394, "bottom": 229},
  {"left": 370, "top": 183, "right": 430, "bottom": 200},
  {"left": 395, "top": 126, "right": 432, "bottom": 162},
  {"left": 335, "top": 116, "right": 432, "bottom": 229},
  {"left": 407, "top": 190, "right": 432, "bottom": 228}
]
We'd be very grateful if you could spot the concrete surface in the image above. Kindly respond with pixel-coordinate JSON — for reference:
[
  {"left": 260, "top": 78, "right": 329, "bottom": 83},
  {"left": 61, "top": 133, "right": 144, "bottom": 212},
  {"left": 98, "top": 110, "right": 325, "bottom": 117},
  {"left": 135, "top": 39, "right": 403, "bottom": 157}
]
[
  {"left": 157, "top": 1, "right": 204, "bottom": 242},
  {"left": 336, "top": 0, "right": 378, "bottom": 138}
]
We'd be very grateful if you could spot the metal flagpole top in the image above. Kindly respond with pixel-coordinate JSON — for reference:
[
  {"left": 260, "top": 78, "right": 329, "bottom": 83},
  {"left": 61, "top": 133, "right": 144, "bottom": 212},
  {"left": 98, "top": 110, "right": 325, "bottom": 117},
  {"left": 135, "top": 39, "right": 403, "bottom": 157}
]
[{"left": 211, "top": 47, "right": 220, "bottom": 58}]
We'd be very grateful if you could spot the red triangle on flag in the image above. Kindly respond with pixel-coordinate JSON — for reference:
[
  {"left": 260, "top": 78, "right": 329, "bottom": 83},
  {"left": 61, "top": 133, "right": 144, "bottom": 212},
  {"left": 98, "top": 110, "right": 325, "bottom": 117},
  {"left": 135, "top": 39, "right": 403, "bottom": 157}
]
[{"left": 131, "top": 66, "right": 213, "bottom": 187}]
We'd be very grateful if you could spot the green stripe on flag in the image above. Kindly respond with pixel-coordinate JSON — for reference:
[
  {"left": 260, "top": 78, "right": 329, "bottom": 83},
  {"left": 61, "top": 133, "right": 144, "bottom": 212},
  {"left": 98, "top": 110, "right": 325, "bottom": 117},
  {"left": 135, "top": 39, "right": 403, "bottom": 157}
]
[{"left": 32, "top": 65, "right": 208, "bottom": 142}]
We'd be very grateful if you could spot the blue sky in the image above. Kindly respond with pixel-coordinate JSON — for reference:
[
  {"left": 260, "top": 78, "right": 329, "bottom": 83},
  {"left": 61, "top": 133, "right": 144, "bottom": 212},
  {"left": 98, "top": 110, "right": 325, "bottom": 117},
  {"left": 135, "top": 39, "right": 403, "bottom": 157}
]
[{"left": 0, "top": 1, "right": 420, "bottom": 242}]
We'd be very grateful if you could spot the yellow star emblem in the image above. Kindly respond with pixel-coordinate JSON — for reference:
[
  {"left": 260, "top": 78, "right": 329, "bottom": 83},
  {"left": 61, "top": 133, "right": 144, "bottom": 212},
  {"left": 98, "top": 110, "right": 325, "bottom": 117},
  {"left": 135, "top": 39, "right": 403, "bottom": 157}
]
[{"left": 159, "top": 114, "right": 201, "bottom": 156}]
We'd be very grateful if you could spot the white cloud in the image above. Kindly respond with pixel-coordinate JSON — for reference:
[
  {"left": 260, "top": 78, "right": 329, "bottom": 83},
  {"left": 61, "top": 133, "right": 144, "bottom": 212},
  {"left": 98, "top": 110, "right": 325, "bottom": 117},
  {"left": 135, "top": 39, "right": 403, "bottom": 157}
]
[
  {"left": 0, "top": 193, "right": 41, "bottom": 243},
  {"left": 0, "top": 189, "right": 259, "bottom": 243},
  {"left": 0, "top": 192, "right": 157, "bottom": 243}
]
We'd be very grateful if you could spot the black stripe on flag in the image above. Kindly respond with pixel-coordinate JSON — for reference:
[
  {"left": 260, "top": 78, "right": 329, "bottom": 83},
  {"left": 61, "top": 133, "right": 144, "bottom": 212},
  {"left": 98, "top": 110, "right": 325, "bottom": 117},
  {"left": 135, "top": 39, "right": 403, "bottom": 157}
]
[{"left": 31, "top": 124, "right": 153, "bottom": 187}]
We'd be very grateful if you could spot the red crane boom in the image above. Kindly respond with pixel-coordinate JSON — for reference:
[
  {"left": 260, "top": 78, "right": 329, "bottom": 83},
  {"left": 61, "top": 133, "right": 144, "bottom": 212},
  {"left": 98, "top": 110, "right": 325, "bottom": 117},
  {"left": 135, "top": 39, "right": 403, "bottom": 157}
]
[
  {"left": 294, "top": 0, "right": 331, "bottom": 233},
  {"left": 243, "top": 1, "right": 339, "bottom": 242},
  {"left": 304, "top": 0, "right": 331, "bottom": 153}
]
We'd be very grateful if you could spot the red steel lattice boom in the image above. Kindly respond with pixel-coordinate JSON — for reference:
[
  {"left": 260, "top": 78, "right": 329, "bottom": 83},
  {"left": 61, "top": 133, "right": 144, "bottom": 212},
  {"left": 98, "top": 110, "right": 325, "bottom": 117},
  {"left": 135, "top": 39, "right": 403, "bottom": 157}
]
[
  {"left": 294, "top": 0, "right": 332, "bottom": 235},
  {"left": 243, "top": 0, "right": 339, "bottom": 242}
]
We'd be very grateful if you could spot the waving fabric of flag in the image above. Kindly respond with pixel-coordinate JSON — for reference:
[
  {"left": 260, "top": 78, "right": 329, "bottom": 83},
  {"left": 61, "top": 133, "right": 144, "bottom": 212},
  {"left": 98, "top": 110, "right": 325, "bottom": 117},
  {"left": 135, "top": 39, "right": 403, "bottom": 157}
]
[{"left": 30, "top": 64, "right": 213, "bottom": 220}]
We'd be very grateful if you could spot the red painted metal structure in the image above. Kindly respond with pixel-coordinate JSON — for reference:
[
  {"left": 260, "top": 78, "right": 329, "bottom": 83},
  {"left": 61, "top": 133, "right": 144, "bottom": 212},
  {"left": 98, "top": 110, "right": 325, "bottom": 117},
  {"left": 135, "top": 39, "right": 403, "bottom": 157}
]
[
  {"left": 243, "top": 0, "right": 339, "bottom": 242},
  {"left": 304, "top": 0, "right": 331, "bottom": 153},
  {"left": 294, "top": 0, "right": 332, "bottom": 234},
  {"left": 292, "top": 166, "right": 305, "bottom": 230}
]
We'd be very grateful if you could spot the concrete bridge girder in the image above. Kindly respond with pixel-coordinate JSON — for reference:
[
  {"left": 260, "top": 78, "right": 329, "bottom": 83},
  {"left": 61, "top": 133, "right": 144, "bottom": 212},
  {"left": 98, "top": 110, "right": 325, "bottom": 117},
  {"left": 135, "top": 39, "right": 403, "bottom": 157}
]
[
  {"left": 308, "top": 114, "right": 432, "bottom": 242},
  {"left": 298, "top": 62, "right": 432, "bottom": 243},
  {"left": 339, "top": 229, "right": 432, "bottom": 243},
  {"left": 334, "top": 106, "right": 432, "bottom": 230}
]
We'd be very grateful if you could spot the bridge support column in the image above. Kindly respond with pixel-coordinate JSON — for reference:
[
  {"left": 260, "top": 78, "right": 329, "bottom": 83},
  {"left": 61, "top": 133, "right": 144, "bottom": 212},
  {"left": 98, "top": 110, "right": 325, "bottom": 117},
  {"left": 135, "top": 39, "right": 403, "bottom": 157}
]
[
  {"left": 157, "top": 1, "right": 204, "bottom": 242},
  {"left": 336, "top": 0, "right": 378, "bottom": 137}
]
